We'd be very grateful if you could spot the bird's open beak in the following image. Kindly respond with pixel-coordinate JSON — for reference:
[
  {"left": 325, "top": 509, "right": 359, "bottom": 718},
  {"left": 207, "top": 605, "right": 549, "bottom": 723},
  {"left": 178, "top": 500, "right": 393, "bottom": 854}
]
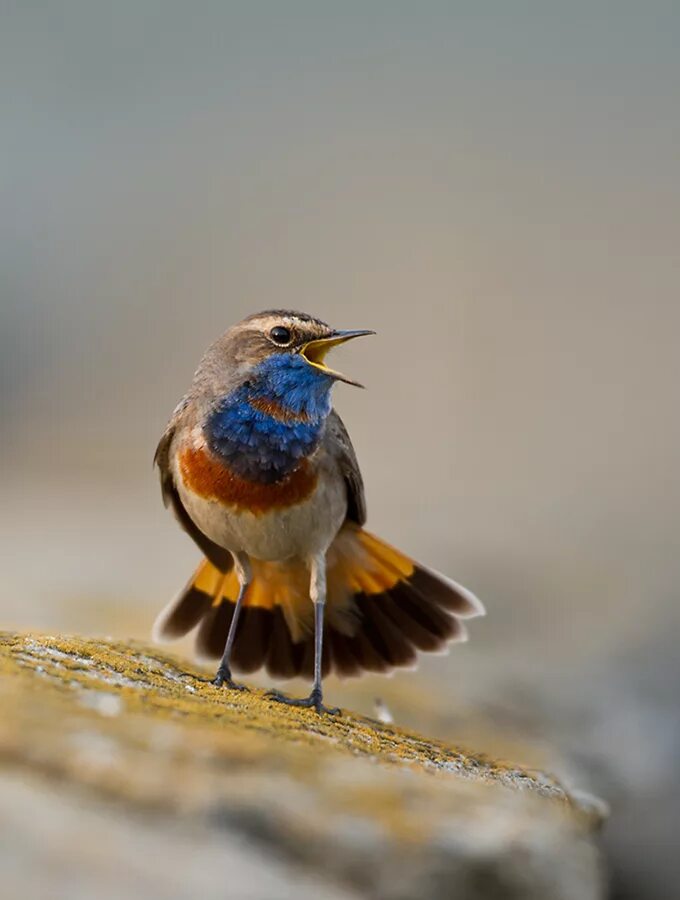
[{"left": 300, "top": 329, "right": 375, "bottom": 387}]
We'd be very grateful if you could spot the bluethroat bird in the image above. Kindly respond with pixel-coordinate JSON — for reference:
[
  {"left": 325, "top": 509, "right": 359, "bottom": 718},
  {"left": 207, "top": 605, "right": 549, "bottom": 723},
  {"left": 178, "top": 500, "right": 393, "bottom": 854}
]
[{"left": 154, "top": 311, "right": 484, "bottom": 714}]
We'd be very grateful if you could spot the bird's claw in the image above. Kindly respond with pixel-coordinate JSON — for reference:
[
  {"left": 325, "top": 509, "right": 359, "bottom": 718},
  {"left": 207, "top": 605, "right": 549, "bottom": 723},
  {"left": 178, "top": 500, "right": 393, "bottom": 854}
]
[
  {"left": 211, "top": 667, "right": 247, "bottom": 691},
  {"left": 266, "top": 688, "right": 340, "bottom": 716}
]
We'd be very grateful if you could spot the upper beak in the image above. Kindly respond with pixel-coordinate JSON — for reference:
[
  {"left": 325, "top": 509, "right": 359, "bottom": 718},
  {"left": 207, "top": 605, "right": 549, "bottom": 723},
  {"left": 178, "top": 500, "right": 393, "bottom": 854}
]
[{"left": 300, "top": 329, "right": 375, "bottom": 387}]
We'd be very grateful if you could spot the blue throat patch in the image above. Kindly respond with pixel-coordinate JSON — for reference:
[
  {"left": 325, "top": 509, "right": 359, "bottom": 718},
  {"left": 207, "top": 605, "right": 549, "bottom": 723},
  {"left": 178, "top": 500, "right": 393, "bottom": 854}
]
[{"left": 206, "top": 354, "right": 334, "bottom": 483}]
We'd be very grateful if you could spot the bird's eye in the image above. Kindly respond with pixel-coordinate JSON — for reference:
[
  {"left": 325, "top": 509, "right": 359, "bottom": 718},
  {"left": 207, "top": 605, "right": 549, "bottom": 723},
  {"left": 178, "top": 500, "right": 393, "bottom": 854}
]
[{"left": 269, "top": 326, "right": 292, "bottom": 345}]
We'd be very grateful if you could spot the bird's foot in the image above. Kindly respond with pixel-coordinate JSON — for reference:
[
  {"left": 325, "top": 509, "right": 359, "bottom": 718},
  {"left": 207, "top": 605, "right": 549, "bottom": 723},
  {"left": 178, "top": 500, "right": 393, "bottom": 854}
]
[
  {"left": 266, "top": 688, "right": 339, "bottom": 716},
  {"left": 211, "top": 666, "right": 247, "bottom": 691}
]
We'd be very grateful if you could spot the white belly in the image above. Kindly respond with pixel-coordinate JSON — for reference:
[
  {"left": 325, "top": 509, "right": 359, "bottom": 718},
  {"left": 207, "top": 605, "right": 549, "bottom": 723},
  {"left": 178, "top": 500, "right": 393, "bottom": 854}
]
[{"left": 174, "top": 458, "right": 347, "bottom": 562}]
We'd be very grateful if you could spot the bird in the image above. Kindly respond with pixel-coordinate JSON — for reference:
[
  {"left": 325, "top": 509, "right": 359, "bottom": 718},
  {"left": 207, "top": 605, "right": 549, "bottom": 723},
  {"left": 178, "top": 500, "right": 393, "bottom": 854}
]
[{"left": 153, "top": 310, "right": 484, "bottom": 714}]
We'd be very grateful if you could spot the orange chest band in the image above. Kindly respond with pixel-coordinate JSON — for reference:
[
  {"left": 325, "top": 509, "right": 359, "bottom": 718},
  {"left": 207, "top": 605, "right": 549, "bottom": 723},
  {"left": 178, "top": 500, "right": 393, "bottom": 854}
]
[{"left": 178, "top": 446, "right": 318, "bottom": 513}]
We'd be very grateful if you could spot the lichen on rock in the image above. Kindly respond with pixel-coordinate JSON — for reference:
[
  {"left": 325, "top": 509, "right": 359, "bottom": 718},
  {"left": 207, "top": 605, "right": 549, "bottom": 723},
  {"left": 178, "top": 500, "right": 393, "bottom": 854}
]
[{"left": 0, "top": 632, "right": 606, "bottom": 899}]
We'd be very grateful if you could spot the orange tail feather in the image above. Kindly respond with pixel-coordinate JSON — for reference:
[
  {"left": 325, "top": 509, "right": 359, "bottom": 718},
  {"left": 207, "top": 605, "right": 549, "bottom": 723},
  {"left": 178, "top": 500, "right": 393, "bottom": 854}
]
[{"left": 153, "top": 524, "right": 484, "bottom": 681}]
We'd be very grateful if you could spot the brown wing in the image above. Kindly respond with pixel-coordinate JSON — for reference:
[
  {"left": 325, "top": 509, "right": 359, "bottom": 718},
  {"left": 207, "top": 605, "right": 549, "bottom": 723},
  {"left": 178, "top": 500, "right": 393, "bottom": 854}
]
[
  {"left": 153, "top": 397, "right": 188, "bottom": 508},
  {"left": 325, "top": 410, "right": 366, "bottom": 526},
  {"left": 154, "top": 400, "right": 233, "bottom": 571}
]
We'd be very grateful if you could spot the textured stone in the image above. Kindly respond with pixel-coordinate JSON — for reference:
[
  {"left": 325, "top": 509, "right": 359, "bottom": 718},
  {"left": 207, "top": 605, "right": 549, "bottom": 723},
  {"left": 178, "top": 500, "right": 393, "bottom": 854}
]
[{"left": 0, "top": 632, "right": 606, "bottom": 900}]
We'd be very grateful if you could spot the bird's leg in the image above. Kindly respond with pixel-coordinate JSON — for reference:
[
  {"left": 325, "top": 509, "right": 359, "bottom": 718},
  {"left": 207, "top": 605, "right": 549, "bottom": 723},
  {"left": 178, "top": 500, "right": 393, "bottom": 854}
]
[
  {"left": 212, "top": 552, "right": 251, "bottom": 691},
  {"left": 268, "top": 555, "right": 339, "bottom": 715}
]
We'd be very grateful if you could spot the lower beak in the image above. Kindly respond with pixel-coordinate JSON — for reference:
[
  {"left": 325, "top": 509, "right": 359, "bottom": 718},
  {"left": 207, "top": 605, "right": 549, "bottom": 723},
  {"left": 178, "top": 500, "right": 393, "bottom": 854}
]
[{"left": 300, "top": 329, "right": 375, "bottom": 387}]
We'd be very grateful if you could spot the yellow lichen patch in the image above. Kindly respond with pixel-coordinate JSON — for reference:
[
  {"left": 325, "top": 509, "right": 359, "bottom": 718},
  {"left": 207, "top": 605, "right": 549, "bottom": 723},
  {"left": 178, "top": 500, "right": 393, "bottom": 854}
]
[
  {"left": 0, "top": 631, "right": 604, "bottom": 839},
  {"left": 0, "top": 631, "right": 531, "bottom": 781},
  {"left": 0, "top": 630, "right": 608, "bottom": 898}
]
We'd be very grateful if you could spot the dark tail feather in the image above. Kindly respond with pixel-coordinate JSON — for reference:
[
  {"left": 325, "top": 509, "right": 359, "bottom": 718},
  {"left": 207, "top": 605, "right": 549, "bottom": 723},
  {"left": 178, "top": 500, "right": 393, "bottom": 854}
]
[
  {"left": 153, "top": 583, "right": 215, "bottom": 642},
  {"left": 327, "top": 630, "right": 363, "bottom": 678},
  {"left": 359, "top": 599, "right": 418, "bottom": 669},
  {"left": 265, "top": 608, "right": 304, "bottom": 680},
  {"left": 152, "top": 530, "right": 484, "bottom": 682},
  {"left": 406, "top": 565, "right": 484, "bottom": 618},
  {"left": 195, "top": 601, "right": 234, "bottom": 659},
  {"left": 231, "top": 608, "right": 271, "bottom": 674}
]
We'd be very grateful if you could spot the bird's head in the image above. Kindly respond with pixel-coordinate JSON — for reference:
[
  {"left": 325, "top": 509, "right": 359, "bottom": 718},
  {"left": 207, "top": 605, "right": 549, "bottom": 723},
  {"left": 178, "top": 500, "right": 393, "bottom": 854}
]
[
  {"left": 194, "top": 311, "right": 374, "bottom": 421},
  {"left": 200, "top": 309, "right": 373, "bottom": 391},
  {"left": 242, "top": 310, "right": 374, "bottom": 386}
]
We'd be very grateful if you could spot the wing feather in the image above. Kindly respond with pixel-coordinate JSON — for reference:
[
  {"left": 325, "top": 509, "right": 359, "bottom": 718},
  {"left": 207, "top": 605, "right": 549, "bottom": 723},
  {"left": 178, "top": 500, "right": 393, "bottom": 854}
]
[
  {"left": 154, "top": 399, "right": 232, "bottom": 570},
  {"left": 325, "top": 410, "right": 366, "bottom": 526}
]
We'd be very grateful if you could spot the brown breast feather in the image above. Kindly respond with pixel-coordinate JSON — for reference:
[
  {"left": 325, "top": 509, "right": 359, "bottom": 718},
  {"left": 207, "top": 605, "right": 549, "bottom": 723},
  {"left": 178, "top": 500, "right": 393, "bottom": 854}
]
[{"left": 178, "top": 446, "right": 318, "bottom": 514}]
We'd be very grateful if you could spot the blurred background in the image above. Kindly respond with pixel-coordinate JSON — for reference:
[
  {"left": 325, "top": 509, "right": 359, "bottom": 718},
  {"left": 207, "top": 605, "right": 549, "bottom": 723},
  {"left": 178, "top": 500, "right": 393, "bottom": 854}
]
[{"left": 1, "top": 3, "right": 679, "bottom": 898}]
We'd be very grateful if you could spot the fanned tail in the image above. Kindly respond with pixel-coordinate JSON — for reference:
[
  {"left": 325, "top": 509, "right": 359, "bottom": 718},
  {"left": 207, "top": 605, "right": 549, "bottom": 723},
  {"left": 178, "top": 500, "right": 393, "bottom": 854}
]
[{"left": 153, "top": 524, "right": 484, "bottom": 680}]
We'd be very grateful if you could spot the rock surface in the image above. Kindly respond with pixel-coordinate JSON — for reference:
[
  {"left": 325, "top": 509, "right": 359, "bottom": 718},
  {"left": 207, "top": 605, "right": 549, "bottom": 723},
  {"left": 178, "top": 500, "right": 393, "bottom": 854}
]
[{"left": 0, "top": 632, "right": 606, "bottom": 899}]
